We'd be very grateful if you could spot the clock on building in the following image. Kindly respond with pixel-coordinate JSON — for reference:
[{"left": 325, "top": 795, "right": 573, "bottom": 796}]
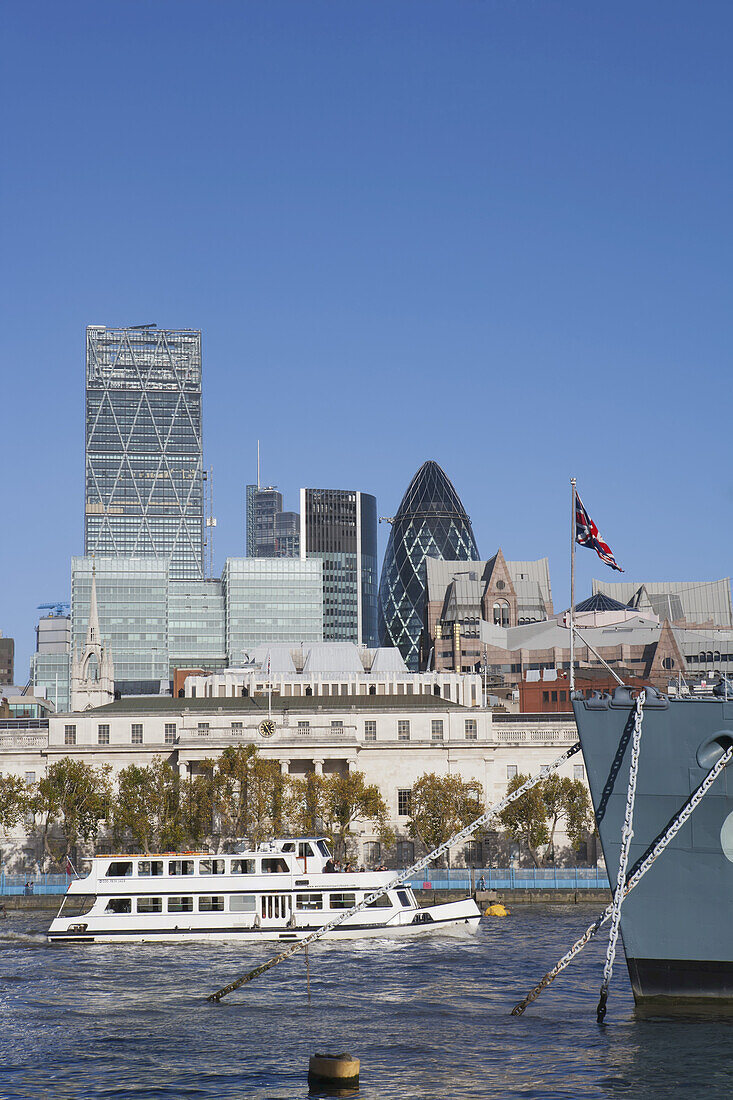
[{"left": 258, "top": 719, "right": 276, "bottom": 738}]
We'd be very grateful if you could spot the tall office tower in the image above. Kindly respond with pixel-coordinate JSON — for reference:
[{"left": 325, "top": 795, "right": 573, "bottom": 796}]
[
  {"left": 300, "top": 488, "right": 378, "bottom": 647},
  {"left": 274, "top": 511, "right": 300, "bottom": 557},
  {"left": 378, "top": 460, "right": 480, "bottom": 670},
  {"left": 84, "top": 325, "right": 204, "bottom": 579},
  {"left": 245, "top": 485, "right": 283, "bottom": 557}
]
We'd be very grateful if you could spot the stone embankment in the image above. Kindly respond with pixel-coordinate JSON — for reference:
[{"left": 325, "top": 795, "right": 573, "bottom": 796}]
[{"left": 416, "top": 888, "right": 612, "bottom": 906}]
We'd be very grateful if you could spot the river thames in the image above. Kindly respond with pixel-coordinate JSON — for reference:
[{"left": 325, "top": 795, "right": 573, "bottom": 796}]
[{"left": 1, "top": 904, "right": 731, "bottom": 1099}]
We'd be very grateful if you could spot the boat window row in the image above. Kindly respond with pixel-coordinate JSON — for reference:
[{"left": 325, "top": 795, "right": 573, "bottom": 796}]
[
  {"left": 100, "top": 890, "right": 412, "bottom": 914},
  {"left": 105, "top": 856, "right": 290, "bottom": 878}
]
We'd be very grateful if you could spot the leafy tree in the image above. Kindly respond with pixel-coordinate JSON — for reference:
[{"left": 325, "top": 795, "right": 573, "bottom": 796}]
[
  {"left": 496, "top": 773, "right": 549, "bottom": 867},
  {"left": 320, "top": 770, "right": 393, "bottom": 860},
  {"left": 112, "top": 758, "right": 186, "bottom": 852},
  {"left": 207, "top": 745, "right": 259, "bottom": 840},
  {"left": 247, "top": 756, "right": 290, "bottom": 844},
  {"left": 496, "top": 773, "right": 595, "bottom": 865},
  {"left": 31, "top": 758, "right": 112, "bottom": 863},
  {"left": 407, "top": 773, "right": 484, "bottom": 867},
  {"left": 0, "top": 774, "right": 31, "bottom": 834},
  {"left": 288, "top": 772, "right": 327, "bottom": 836}
]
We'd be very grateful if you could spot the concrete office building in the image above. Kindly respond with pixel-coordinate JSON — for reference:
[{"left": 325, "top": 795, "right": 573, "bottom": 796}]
[
  {"left": 63, "top": 555, "right": 323, "bottom": 699},
  {"left": 182, "top": 641, "right": 483, "bottom": 707},
  {"left": 0, "top": 635, "right": 14, "bottom": 685},
  {"left": 300, "top": 488, "right": 378, "bottom": 647},
  {"left": 246, "top": 485, "right": 283, "bottom": 557},
  {"left": 84, "top": 325, "right": 204, "bottom": 579},
  {"left": 30, "top": 615, "right": 71, "bottom": 713}
]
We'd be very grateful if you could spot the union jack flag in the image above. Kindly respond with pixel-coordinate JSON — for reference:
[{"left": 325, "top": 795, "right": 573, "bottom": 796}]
[{"left": 575, "top": 492, "right": 623, "bottom": 572}]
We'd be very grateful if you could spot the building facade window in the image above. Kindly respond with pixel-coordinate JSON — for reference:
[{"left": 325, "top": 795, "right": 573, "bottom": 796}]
[
  {"left": 464, "top": 719, "right": 477, "bottom": 740},
  {"left": 97, "top": 724, "right": 110, "bottom": 745},
  {"left": 574, "top": 764, "right": 585, "bottom": 780},
  {"left": 396, "top": 840, "right": 414, "bottom": 865},
  {"left": 464, "top": 840, "right": 483, "bottom": 864},
  {"left": 431, "top": 719, "right": 444, "bottom": 740},
  {"left": 197, "top": 722, "right": 209, "bottom": 736},
  {"left": 131, "top": 724, "right": 143, "bottom": 745},
  {"left": 493, "top": 600, "right": 510, "bottom": 627},
  {"left": 231, "top": 721, "right": 243, "bottom": 732},
  {"left": 364, "top": 721, "right": 377, "bottom": 741},
  {"left": 65, "top": 725, "right": 76, "bottom": 746},
  {"left": 506, "top": 764, "right": 518, "bottom": 780},
  {"left": 363, "top": 841, "right": 381, "bottom": 865},
  {"left": 331, "top": 720, "right": 344, "bottom": 733},
  {"left": 397, "top": 720, "right": 410, "bottom": 741},
  {"left": 24, "top": 771, "right": 36, "bottom": 785},
  {"left": 397, "top": 789, "right": 412, "bottom": 816},
  {"left": 164, "top": 723, "right": 177, "bottom": 745},
  {"left": 297, "top": 721, "right": 310, "bottom": 735}
]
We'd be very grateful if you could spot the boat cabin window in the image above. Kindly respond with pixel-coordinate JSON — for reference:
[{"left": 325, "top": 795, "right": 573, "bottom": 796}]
[
  {"left": 366, "top": 893, "right": 392, "bottom": 908},
  {"left": 58, "top": 895, "right": 95, "bottom": 917},
  {"left": 167, "top": 897, "right": 194, "bottom": 912},
  {"left": 105, "top": 898, "right": 132, "bottom": 914},
  {"left": 262, "top": 858, "right": 289, "bottom": 873},
  {"left": 396, "top": 890, "right": 410, "bottom": 907},
  {"left": 330, "top": 893, "right": 356, "bottom": 910},
  {"left": 231, "top": 859, "right": 256, "bottom": 875},
  {"left": 168, "top": 860, "right": 194, "bottom": 876},
  {"left": 198, "top": 896, "right": 225, "bottom": 912},
  {"left": 137, "top": 897, "right": 163, "bottom": 914},
  {"left": 106, "top": 861, "right": 133, "bottom": 877},
  {"left": 296, "top": 893, "right": 323, "bottom": 910},
  {"left": 317, "top": 840, "right": 331, "bottom": 858},
  {"left": 138, "top": 860, "right": 163, "bottom": 877},
  {"left": 281, "top": 842, "right": 296, "bottom": 853},
  {"left": 298, "top": 842, "right": 315, "bottom": 859},
  {"left": 230, "top": 895, "right": 256, "bottom": 912},
  {"left": 199, "top": 859, "right": 225, "bottom": 875},
  {"left": 261, "top": 894, "right": 290, "bottom": 919}
]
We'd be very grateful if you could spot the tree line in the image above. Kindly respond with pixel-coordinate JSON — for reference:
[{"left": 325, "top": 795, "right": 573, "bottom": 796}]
[{"left": 0, "top": 748, "right": 594, "bottom": 870}]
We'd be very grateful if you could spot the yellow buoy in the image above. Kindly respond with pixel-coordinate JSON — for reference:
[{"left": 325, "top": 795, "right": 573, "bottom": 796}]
[
  {"left": 485, "top": 903, "right": 510, "bottom": 916},
  {"left": 308, "top": 1052, "right": 360, "bottom": 1091}
]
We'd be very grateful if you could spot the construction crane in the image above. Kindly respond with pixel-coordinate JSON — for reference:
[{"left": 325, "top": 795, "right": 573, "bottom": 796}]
[{"left": 37, "top": 602, "right": 70, "bottom": 618}]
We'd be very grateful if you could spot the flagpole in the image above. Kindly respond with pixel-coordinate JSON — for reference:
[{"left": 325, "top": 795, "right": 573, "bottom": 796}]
[{"left": 570, "top": 477, "right": 577, "bottom": 693}]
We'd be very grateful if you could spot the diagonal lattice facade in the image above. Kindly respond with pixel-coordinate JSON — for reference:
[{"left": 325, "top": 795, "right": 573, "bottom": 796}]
[
  {"left": 378, "top": 460, "right": 479, "bottom": 669},
  {"left": 84, "top": 326, "right": 204, "bottom": 579}
]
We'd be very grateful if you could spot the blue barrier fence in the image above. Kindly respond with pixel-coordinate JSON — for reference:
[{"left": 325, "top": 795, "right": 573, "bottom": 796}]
[
  {"left": 0, "top": 867, "right": 610, "bottom": 896},
  {"left": 0, "top": 874, "right": 70, "bottom": 896},
  {"left": 403, "top": 867, "right": 610, "bottom": 891}
]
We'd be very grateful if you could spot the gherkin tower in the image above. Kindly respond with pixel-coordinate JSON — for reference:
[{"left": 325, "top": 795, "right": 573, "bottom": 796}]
[{"left": 378, "top": 460, "right": 480, "bottom": 670}]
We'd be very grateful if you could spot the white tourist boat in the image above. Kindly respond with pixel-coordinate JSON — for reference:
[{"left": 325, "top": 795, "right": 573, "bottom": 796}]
[{"left": 47, "top": 837, "right": 481, "bottom": 944}]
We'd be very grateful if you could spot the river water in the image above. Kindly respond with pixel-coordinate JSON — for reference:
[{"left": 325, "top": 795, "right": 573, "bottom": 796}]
[{"left": 1, "top": 905, "right": 731, "bottom": 1099}]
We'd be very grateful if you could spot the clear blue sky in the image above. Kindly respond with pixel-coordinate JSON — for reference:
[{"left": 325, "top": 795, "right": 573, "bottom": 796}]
[{"left": 2, "top": 1, "right": 731, "bottom": 677}]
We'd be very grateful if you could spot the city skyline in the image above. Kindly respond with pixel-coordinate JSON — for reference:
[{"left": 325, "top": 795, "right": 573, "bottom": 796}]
[{"left": 4, "top": 3, "right": 733, "bottom": 676}]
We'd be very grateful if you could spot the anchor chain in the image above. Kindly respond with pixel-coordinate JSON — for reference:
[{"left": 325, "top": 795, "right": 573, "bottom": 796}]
[
  {"left": 511, "top": 740, "right": 733, "bottom": 1016},
  {"left": 208, "top": 741, "right": 581, "bottom": 1001},
  {"left": 597, "top": 689, "right": 645, "bottom": 1023}
]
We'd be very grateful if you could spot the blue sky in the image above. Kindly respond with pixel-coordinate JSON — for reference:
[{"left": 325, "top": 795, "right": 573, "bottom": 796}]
[{"left": 2, "top": 1, "right": 731, "bottom": 676}]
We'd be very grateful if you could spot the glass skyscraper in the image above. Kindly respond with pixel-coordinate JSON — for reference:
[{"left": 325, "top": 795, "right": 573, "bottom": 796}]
[
  {"left": 300, "top": 488, "right": 378, "bottom": 647},
  {"left": 378, "top": 460, "right": 480, "bottom": 670},
  {"left": 84, "top": 325, "right": 204, "bottom": 579}
]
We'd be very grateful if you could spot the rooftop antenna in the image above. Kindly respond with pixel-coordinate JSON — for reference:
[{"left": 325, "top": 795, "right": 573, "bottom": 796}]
[{"left": 257, "top": 440, "right": 261, "bottom": 491}]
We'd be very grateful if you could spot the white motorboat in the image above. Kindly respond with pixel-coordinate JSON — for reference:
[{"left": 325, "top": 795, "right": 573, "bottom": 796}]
[{"left": 47, "top": 837, "right": 481, "bottom": 944}]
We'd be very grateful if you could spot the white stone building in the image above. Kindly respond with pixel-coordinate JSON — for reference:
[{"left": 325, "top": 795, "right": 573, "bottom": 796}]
[{"left": 0, "top": 694, "right": 586, "bottom": 872}]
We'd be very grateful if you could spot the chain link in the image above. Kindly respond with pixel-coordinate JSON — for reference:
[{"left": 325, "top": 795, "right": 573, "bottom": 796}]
[
  {"left": 511, "top": 740, "right": 733, "bottom": 1016},
  {"left": 596, "top": 689, "right": 645, "bottom": 1022},
  {"left": 208, "top": 741, "right": 581, "bottom": 1001}
]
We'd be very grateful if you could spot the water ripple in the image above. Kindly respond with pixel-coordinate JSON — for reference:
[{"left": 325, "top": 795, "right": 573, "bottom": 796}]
[{"left": 0, "top": 907, "right": 729, "bottom": 1098}]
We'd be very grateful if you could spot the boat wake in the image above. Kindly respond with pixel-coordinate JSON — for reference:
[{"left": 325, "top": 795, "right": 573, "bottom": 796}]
[{"left": 0, "top": 931, "right": 48, "bottom": 945}]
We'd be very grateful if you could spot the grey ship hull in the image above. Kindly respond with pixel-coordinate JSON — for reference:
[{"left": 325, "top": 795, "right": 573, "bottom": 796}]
[{"left": 573, "top": 691, "right": 733, "bottom": 1009}]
